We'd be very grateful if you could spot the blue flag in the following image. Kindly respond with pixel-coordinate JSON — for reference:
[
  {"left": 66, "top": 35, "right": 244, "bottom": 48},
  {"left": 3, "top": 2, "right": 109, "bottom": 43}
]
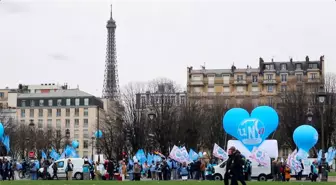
[
  {"left": 2, "top": 135, "right": 10, "bottom": 153},
  {"left": 41, "top": 151, "right": 47, "bottom": 159}
]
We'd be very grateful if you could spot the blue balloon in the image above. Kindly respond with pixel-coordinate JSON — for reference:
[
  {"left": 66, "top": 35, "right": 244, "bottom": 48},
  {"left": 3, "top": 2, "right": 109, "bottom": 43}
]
[
  {"left": 95, "top": 130, "right": 103, "bottom": 138},
  {"left": 293, "top": 125, "right": 318, "bottom": 153},
  {"left": 72, "top": 140, "right": 79, "bottom": 148},
  {"left": 0, "top": 122, "right": 4, "bottom": 137},
  {"left": 223, "top": 106, "right": 279, "bottom": 151}
]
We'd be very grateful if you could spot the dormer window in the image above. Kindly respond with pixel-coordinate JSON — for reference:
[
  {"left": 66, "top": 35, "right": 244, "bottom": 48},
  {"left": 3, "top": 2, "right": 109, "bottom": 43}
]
[
  {"left": 296, "top": 63, "right": 302, "bottom": 70},
  {"left": 281, "top": 64, "right": 287, "bottom": 70},
  {"left": 309, "top": 63, "right": 318, "bottom": 69},
  {"left": 265, "top": 64, "right": 274, "bottom": 70}
]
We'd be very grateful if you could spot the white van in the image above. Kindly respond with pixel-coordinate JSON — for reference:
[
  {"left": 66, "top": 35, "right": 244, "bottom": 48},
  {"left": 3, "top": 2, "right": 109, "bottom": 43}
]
[
  {"left": 47, "top": 158, "right": 84, "bottom": 180},
  {"left": 213, "top": 140, "right": 278, "bottom": 181}
]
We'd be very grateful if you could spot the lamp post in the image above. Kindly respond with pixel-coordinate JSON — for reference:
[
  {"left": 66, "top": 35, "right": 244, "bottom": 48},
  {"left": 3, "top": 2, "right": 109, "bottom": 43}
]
[
  {"left": 29, "top": 119, "right": 35, "bottom": 155},
  {"left": 148, "top": 111, "right": 156, "bottom": 153},
  {"left": 306, "top": 108, "right": 313, "bottom": 124},
  {"left": 318, "top": 85, "right": 327, "bottom": 182},
  {"left": 91, "top": 135, "right": 95, "bottom": 161}
]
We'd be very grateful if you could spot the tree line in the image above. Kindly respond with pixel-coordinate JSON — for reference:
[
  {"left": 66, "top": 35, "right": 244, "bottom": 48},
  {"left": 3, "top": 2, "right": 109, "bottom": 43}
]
[{"left": 1, "top": 74, "right": 336, "bottom": 159}]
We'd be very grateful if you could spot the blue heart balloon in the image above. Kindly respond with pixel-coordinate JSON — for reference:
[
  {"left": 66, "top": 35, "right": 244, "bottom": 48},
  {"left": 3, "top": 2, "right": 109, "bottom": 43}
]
[
  {"left": 293, "top": 125, "right": 318, "bottom": 153},
  {"left": 223, "top": 106, "right": 279, "bottom": 151}
]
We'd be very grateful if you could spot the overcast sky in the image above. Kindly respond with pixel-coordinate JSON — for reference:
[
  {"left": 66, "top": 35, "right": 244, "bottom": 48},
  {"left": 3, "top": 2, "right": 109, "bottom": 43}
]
[{"left": 1, "top": 0, "right": 335, "bottom": 96}]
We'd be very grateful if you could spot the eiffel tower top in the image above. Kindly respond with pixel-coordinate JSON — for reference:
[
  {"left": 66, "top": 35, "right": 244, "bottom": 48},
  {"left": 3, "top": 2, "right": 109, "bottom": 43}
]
[{"left": 107, "top": 4, "right": 116, "bottom": 28}]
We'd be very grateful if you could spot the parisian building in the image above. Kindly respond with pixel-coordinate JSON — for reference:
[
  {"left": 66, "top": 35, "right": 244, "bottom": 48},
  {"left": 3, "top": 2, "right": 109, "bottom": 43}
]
[
  {"left": 16, "top": 86, "right": 104, "bottom": 158},
  {"left": 187, "top": 56, "right": 324, "bottom": 107}
]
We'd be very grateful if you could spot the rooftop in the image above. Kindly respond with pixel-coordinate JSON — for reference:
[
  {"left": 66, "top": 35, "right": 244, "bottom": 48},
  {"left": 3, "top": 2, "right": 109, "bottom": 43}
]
[{"left": 17, "top": 89, "right": 94, "bottom": 98}]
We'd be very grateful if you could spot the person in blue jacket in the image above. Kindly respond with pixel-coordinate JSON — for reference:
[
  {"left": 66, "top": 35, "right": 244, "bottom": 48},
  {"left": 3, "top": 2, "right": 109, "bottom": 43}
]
[{"left": 180, "top": 162, "right": 189, "bottom": 181}]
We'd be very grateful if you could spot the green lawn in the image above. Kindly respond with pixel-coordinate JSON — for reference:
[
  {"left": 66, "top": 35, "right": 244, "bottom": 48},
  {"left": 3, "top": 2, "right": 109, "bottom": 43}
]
[{"left": 0, "top": 181, "right": 334, "bottom": 185}]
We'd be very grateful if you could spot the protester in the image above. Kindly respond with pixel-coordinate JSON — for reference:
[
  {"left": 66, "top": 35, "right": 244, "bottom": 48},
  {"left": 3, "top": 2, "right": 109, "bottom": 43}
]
[
  {"left": 133, "top": 161, "right": 141, "bottom": 181},
  {"left": 285, "top": 165, "right": 291, "bottom": 181},
  {"left": 66, "top": 159, "right": 74, "bottom": 180},
  {"left": 83, "top": 160, "right": 90, "bottom": 180},
  {"left": 224, "top": 147, "right": 236, "bottom": 185},
  {"left": 297, "top": 159, "right": 304, "bottom": 180},
  {"left": 205, "top": 161, "right": 214, "bottom": 180},
  {"left": 120, "top": 161, "right": 127, "bottom": 181},
  {"left": 180, "top": 162, "right": 189, "bottom": 181},
  {"left": 51, "top": 162, "right": 58, "bottom": 180},
  {"left": 150, "top": 161, "right": 156, "bottom": 180},
  {"left": 310, "top": 160, "right": 318, "bottom": 182},
  {"left": 230, "top": 148, "right": 246, "bottom": 185}
]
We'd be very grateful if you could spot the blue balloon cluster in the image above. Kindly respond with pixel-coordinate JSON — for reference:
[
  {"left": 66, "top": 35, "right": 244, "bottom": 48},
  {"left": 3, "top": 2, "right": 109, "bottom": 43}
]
[
  {"left": 223, "top": 106, "right": 279, "bottom": 151},
  {"left": 95, "top": 130, "right": 103, "bottom": 138},
  {"left": 293, "top": 125, "right": 318, "bottom": 153},
  {"left": 72, "top": 140, "right": 79, "bottom": 148}
]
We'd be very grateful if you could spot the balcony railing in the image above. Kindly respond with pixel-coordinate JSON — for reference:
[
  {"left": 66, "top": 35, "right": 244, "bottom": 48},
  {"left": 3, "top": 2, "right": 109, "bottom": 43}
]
[
  {"left": 233, "top": 80, "right": 247, "bottom": 85},
  {"left": 263, "top": 79, "right": 277, "bottom": 84}
]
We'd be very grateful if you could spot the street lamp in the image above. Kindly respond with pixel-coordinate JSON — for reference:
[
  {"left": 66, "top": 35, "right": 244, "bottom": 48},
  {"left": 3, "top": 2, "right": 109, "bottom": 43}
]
[
  {"left": 91, "top": 135, "right": 95, "bottom": 161},
  {"left": 148, "top": 112, "right": 156, "bottom": 121},
  {"left": 28, "top": 119, "right": 35, "bottom": 155},
  {"left": 306, "top": 108, "right": 313, "bottom": 123},
  {"left": 318, "top": 85, "right": 327, "bottom": 182}
]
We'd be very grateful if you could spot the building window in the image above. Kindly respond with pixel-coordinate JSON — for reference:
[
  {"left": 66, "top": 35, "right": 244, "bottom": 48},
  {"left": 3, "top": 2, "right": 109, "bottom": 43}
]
[
  {"left": 207, "top": 87, "right": 214, "bottom": 93},
  {"left": 296, "top": 74, "right": 303, "bottom": 82},
  {"left": 56, "top": 130, "right": 61, "bottom": 137},
  {"left": 237, "top": 86, "right": 244, "bottom": 92},
  {"left": 310, "top": 73, "right": 317, "bottom": 79},
  {"left": 223, "top": 87, "right": 230, "bottom": 93},
  {"left": 66, "top": 109, "right": 70, "bottom": 117},
  {"left": 171, "top": 96, "right": 175, "bottom": 104},
  {"left": 74, "top": 130, "right": 79, "bottom": 139},
  {"left": 38, "top": 109, "right": 43, "bottom": 117},
  {"left": 236, "top": 75, "right": 243, "bottom": 81},
  {"left": 47, "top": 119, "right": 52, "bottom": 129},
  {"left": 0, "top": 92, "right": 3, "bottom": 98},
  {"left": 38, "top": 119, "right": 43, "bottom": 128},
  {"left": 66, "top": 99, "right": 71, "bottom": 106},
  {"left": 296, "top": 63, "right": 302, "bottom": 70},
  {"left": 74, "top": 119, "right": 79, "bottom": 128},
  {"left": 267, "top": 85, "right": 273, "bottom": 93},
  {"left": 252, "top": 75, "right": 258, "bottom": 82},
  {"left": 29, "top": 109, "right": 34, "bottom": 118},
  {"left": 265, "top": 64, "right": 274, "bottom": 70},
  {"left": 75, "top": 108, "right": 79, "bottom": 117},
  {"left": 309, "top": 63, "right": 318, "bottom": 69},
  {"left": 56, "top": 119, "right": 61, "bottom": 129},
  {"left": 223, "top": 75, "right": 230, "bottom": 84},
  {"left": 266, "top": 74, "right": 273, "bottom": 80},
  {"left": 21, "top": 100, "right": 26, "bottom": 107},
  {"left": 75, "top": 98, "right": 80, "bottom": 106},
  {"left": 141, "top": 97, "right": 146, "bottom": 108},
  {"left": 84, "top": 108, "right": 88, "bottom": 117},
  {"left": 56, "top": 109, "right": 61, "bottom": 117},
  {"left": 268, "top": 97, "right": 273, "bottom": 105},
  {"left": 281, "top": 74, "right": 287, "bottom": 82},
  {"left": 181, "top": 96, "right": 185, "bottom": 104},
  {"left": 48, "top": 99, "right": 53, "bottom": 106},
  {"left": 83, "top": 140, "right": 89, "bottom": 149},
  {"left": 281, "top": 85, "right": 287, "bottom": 92},
  {"left": 252, "top": 99, "right": 259, "bottom": 107},
  {"left": 83, "top": 130, "right": 89, "bottom": 138},
  {"left": 84, "top": 98, "right": 89, "bottom": 106},
  {"left": 252, "top": 87, "right": 259, "bottom": 92},
  {"left": 65, "top": 119, "right": 70, "bottom": 128},
  {"left": 31, "top": 100, "right": 35, "bottom": 107},
  {"left": 57, "top": 99, "right": 62, "bottom": 106},
  {"left": 48, "top": 109, "right": 52, "bottom": 117},
  {"left": 281, "top": 64, "right": 286, "bottom": 70},
  {"left": 39, "top": 100, "right": 44, "bottom": 106},
  {"left": 21, "top": 109, "right": 26, "bottom": 117},
  {"left": 83, "top": 119, "right": 88, "bottom": 128}
]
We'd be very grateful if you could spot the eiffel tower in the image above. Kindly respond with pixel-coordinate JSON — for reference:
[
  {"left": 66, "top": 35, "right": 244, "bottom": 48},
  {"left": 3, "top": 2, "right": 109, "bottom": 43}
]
[{"left": 102, "top": 5, "right": 120, "bottom": 101}]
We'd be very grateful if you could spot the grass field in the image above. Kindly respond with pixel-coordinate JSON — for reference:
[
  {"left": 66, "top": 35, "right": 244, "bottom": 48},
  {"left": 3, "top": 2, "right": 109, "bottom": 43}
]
[{"left": 0, "top": 181, "right": 335, "bottom": 185}]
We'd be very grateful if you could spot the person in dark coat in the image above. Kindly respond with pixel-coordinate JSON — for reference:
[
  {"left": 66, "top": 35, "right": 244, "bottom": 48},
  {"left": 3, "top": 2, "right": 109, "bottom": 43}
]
[
  {"left": 107, "top": 160, "right": 114, "bottom": 180},
  {"left": 224, "top": 147, "right": 236, "bottom": 185},
  {"left": 230, "top": 149, "right": 246, "bottom": 185}
]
